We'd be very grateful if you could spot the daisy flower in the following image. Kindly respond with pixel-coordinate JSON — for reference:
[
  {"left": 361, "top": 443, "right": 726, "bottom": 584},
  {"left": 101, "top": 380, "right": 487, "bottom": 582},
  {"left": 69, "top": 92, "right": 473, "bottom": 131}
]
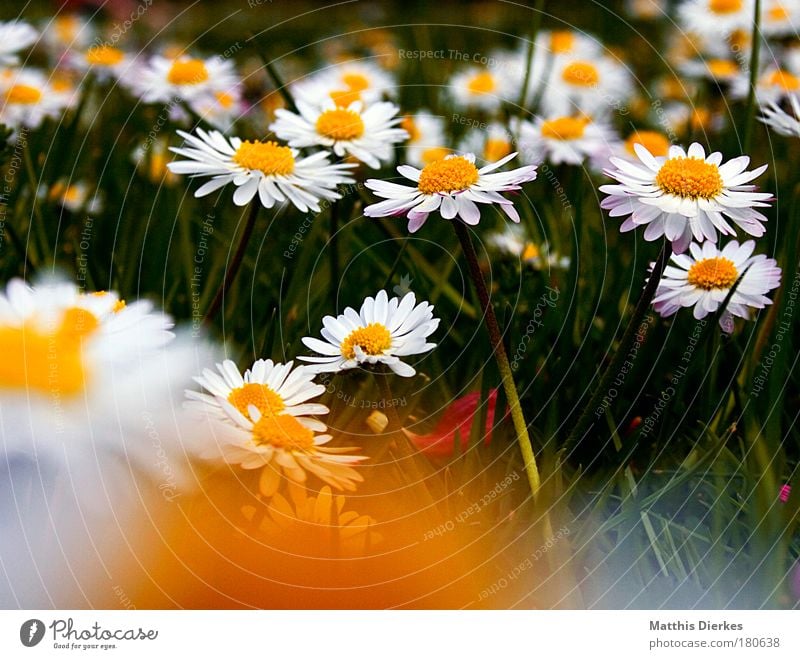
[
  {"left": 185, "top": 358, "right": 329, "bottom": 425},
  {"left": 489, "top": 224, "right": 571, "bottom": 270},
  {"left": 760, "top": 93, "right": 800, "bottom": 137},
  {"left": 600, "top": 142, "right": 772, "bottom": 253},
  {"left": 678, "top": 0, "right": 754, "bottom": 40},
  {"left": 130, "top": 54, "right": 239, "bottom": 104},
  {"left": 459, "top": 122, "right": 514, "bottom": 166},
  {"left": 167, "top": 127, "right": 355, "bottom": 211},
  {"left": 300, "top": 290, "right": 439, "bottom": 377},
  {"left": 732, "top": 67, "right": 800, "bottom": 105},
  {"left": 198, "top": 401, "right": 366, "bottom": 494},
  {"left": 680, "top": 57, "right": 741, "bottom": 84},
  {"left": 363, "top": 152, "right": 537, "bottom": 232},
  {"left": 188, "top": 88, "right": 243, "bottom": 131},
  {"left": 401, "top": 111, "right": 451, "bottom": 167},
  {"left": 517, "top": 115, "right": 616, "bottom": 167},
  {"left": 292, "top": 60, "right": 396, "bottom": 108},
  {"left": 43, "top": 179, "right": 103, "bottom": 215},
  {"left": 761, "top": 0, "right": 800, "bottom": 37},
  {"left": 0, "top": 69, "right": 72, "bottom": 130},
  {"left": 40, "top": 14, "right": 94, "bottom": 54},
  {"left": 448, "top": 65, "right": 515, "bottom": 112},
  {"left": 652, "top": 239, "right": 781, "bottom": 331},
  {"left": 270, "top": 99, "right": 407, "bottom": 168},
  {"left": 0, "top": 20, "right": 38, "bottom": 66}
]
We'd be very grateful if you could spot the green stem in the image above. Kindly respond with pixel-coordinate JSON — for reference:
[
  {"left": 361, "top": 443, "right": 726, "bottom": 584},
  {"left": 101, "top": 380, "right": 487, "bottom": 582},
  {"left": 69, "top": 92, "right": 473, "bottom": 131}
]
[
  {"left": 204, "top": 201, "right": 260, "bottom": 323},
  {"left": 742, "top": 0, "right": 762, "bottom": 152},
  {"left": 565, "top": 241, "right": 671, "bottom": 449},
  {"left": 515, "top": 0, "right": 546, "bottom": 117},
  {"left": 452, "top": 220, "right": 542, "bottom": 500},
  {"left": 330, "top": 197, "right": 340, "bottom": 309}
]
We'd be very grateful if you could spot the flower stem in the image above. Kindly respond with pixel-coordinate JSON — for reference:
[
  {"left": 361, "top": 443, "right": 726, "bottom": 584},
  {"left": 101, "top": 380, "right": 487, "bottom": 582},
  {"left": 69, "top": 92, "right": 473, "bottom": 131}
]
[
  {"left": 330, "top": 197, "right": 340, "bottom": 309},
  {"left": 742, "top": 0, "right": 762, "bottom": 152},
  {"left": 564, "top": 241, "right": 671, "bottom": 450},
  {"left": 452, "top": 220, "right": 542, "bottom": 500},
  {"left": 204, "top": 201, "right": 260, "bottom": 323}
]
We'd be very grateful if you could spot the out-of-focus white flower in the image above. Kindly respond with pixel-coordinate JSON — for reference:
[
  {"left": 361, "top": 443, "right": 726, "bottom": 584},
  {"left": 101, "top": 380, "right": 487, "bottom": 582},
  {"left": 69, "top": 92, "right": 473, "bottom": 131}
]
[
  {"left": 0, "top": 20, "right": 38, "bottom": 66},
  {"left": 489, "top": 224, "right": 571, "bottom": 270},
  {"left": 401, "top": 111, "right": 451, "bottom": 168},
  {"left": 128, "top": 54, "right": 239, "bottom": 104},
  {"left": 292, "top": 60, "right": 396, "bottom": 108},
  {"left": 517, "top": 115, "right": 617, "bottom": 167},
  {"left": 678, "top": 0, "right": 755, "bottom": 41},
  {"left": 459, "top": 122, "right": 514, "bottom": 166},
  {"left": 448, "top": 65, "right": 516, "bottom": 112},
  {"left": 0, "top": 69, "right": 72, "bottom": 130}
]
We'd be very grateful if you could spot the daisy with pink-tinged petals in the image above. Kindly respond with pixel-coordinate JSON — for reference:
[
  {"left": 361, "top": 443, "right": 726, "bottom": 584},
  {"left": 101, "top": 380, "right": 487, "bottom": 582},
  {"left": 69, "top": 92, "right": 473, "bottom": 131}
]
[
  {"left": 363, "top": 153, "right": 537, "bottom": 233},
  {"left": 600, "top": 142, "right": 772, "bottom": 253}
]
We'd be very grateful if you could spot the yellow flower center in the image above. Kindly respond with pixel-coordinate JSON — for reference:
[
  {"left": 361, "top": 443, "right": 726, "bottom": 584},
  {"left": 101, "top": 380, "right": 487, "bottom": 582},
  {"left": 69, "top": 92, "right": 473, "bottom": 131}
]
[
  {"left": 315, "top": 108, "right": 365, "bottom": 140},
  {"left": 707, "top": 59, "right": 739, "bottom": 77},
  {"left": 5, "top": 84, "right": 42, "bottom": 105},
  {"left": 768, "top": 5, "right": 790, "bottom": 21},
  {"left": 85, "top": 45, "right": 125, "bottom": 67},
  {"left": 340, "top": 323, "right": 392, "bottom": 360},
  {"left": 484, "top": 138, "right": 512, "bottom": 162},
  {"left": 562, "top": 61, "right": 600, "bottom": 87},
  {"left": 228, "top": 382, "right": 286, "bottom": 419},
  {"left": 710, "top": 0, "right": 743, "bottom": 13},
  {"left": 55, "top": 15, "right": 80, "bottom": 43},
  {"left": 625, "top": 130, "right": 671, "bottom": 157},
  {"left": 215, "top": 91, "right": 235, "bottom": 108},
  {"left": 329, "top": 88, "right": 361, "bottom": 107},
  {"left": 232, "top": 140, "right": 295, "bottom": 176},
  {"left": 401, "top": 115, "right": 420, "bottom": 142},
  {"left": 540, "top": 116, "right": 590, "bottom": 141},
  {"left": 687, "top": 257, "right": 738, "bottom": 290},
  {"left": 522, "top": 243, "right": 540, "bottom": 260},
  {"left": 252, "top": 414, "right": 315, "bottom": 451},
  {"left": 417, "top": 156, "right": 480, "bottom": 194},
  {"left": 0, "top": 307, "right": 100, "bottom": 396},
  {"left": 655, "top": 157, "right": 723, "bottom": 199},
  {"left": 421, "top": 146, "right": 450, "bottom": 165},
  {"left": 550, "top": 30, "right": 576, "bottom": 54},
  {"left": 341, "top": 72, "right": 370, "bottom": 92},
  {"left": 466, "top": 71, "right": 496, "bottom": 95},
  {"left": 764, "top": 69, "right": 800, "bottom": 91},
  {"left": 167, "top": 58, "right": 209, "bottom": 85}
]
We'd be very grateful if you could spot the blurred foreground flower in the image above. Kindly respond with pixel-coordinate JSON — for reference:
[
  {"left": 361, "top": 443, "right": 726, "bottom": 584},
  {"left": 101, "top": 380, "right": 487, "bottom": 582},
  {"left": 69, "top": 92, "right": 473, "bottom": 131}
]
[
  {"left": 364, "top": 153, "right": 537, "bottom": 232},
  {"left": 300, "top": 290, "right": 438, "bottom": 377},
  {"left": 403, "top": 389, "right": 501, "bottom": 457},
  {"left": 652, "top": 240, "right": 781, "bottom": 331}
]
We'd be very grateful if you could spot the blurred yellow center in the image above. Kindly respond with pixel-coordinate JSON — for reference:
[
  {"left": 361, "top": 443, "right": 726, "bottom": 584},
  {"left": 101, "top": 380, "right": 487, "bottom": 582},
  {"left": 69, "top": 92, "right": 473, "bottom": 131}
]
[
  {"left": 625, "top": 130, "right": 670, "bottom": 157},
  {"left": 562, "top": 61, "right": 599, "bottom": 86},
  {"left": 709, "top": 0, "right": 742, "bottom": 12},
  {"left": 215, "top": 91, "right": 234, "bottom": 108},
  {"left": 401, "top": 115, "right": 420, "bottom": 142},
  {"left": 341, "top": 323, "right": 392, "bottom": 359},
  {"left": 418, "top": 156, "right": 479, "bottom": 194},
  {"left": 541, "top": 116, "right": 589, "bottom": 140},
  {"left": 342, "top": 72, "right": 370, "bottom": 91},
  {"left": 768, "top": 5, "right": 790, "bottom": 21},
  {"left": 315, "top": 108, "right": 365, "bottom": 140},
  {"left": 765, "top": 69, "right": 800, "bottom": 91},
  {"left": 550, "top": 31, "right": 575, "bottom": 54},
  {"left": 55, "top": 15, "right": 79, "bottom": 42},
  {"left": 421, "top": 146, "right": 450, "bottom": 164},
  {"left": 167, "top": 59, "right": 209, "bottom": 85},
  {"left": 329, "top": 88, "right": 361, "bottom": 106},
  {"left": 5, "top": 84, "right": 42, "bottom": 105},
  {"left": 466, "top": 71, "right": 496, "bottom": 95},
  {"left": 232, "top": 140, "right": 295, "bottom": 176},
  {"left": 228, "top": 382, "right": 285, "bottom": 418},
  {"left": 86, "top": 45, "right": 124, "bottom": 66},
  {"left": 687, "top": 257, "right": 738, "bottom": 290},
  {"left": 484, "top": 138, "right": 512, "bottom": 162},
  {"left": 522, "top": 243, "right": 540, "bottom": 260},
  {"left": 252, "top": 414, "right": 315, "bottom": 450},
  {"left": 656, "top": 157, "right": 723, "bottom": 199},
  {"left": 707, "top": 59, "right": 738, "bottom": 77},
  {"left": 0, "top": 307, "right": 100, "bottom": 396}
]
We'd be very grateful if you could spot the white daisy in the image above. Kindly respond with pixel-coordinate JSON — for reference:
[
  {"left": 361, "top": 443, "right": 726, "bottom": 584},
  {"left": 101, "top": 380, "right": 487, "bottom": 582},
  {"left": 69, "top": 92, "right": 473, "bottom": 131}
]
[
  {"left": 760, "top": 93, "right": 800, "bottom": 137},
  {"left": 516, "top": 114, "right": 617, "bottom": 167},
  {"left": 299, "top": 290, "right": 439, "bottom": 378},
  {"left": 600, "top": 142, "right": 772, "bottom": 253},
  {"left": 489, "top": 224, "right": 571, "bottom": 270},
  {"left": 731, "top": 66, "right": 800, "bottom": 105},
  {"left": 448, "top": 65, "right": 515, "bottom": 112},
  {"left": 678, "top": 0, "right": 755, "bottom": 40},
  {"left": 538, "top": 54, "right": 633, "bottom": 117},
  {"left": 401, "top": 111, "right": 450, "bottom": 168},
  {"left": 0, "top": 20, "right": 38, "bottom": 66},
  {"left": 188, "top": 88, "right": 243, "bottom": 131},
  {"left": 292, "top": 60, "right": 396, "bottom": 108},
  {"left": 459, "top": 122, "right": 514, "bottom": 166},
  {"left": 129, "top": 54, "right": 239, "bottom": 104},
  {"left": 42, "top": 179, "right": 103, "bottom": 215},
  {"left": 40, "top": 14, "right": 94, "bottom": 54},
  {"left": 68, "top": 44, "right": 133, "bottom": 82},
  {"left": 198, "top": 402, "right": 366, "bottom": 494},
  {"left": 653, "top": 239, "right": 781, "bottom": 331},
  {"left": 186, "top": 358, "right": 329, "bottom": 425},
  {"left": 363, "top": 152, "right": 537, "bottom": 233},
  {"left": 0, "top": 69, "right": 71, "bottom": 130},
  {"left": 761, "top": 0, "right": 800, "bottom": 37},
  {"left": 680, "top": 57, "right": 741, "bottom": 84},
  {"left": 270, "top": 99, "right": 407, "bottom": 169},
  {"left": 167, "top": 127, "right": 355, "bottom": 212}
]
